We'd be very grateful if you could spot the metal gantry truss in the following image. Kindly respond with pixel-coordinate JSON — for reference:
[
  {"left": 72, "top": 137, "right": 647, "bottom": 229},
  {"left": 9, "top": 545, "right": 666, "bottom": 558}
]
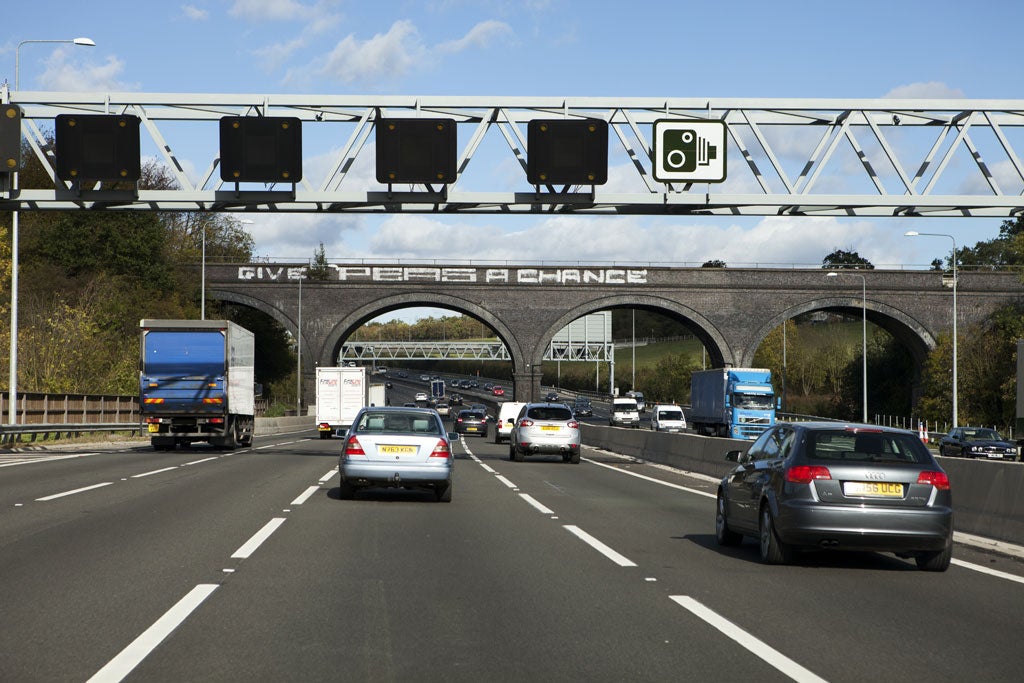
[
  {"left": 341, "top": 340, "right": 614, "bottom": 362},
  {"left": 3, "top": 88, "right": 1024, "bottom": 217}
]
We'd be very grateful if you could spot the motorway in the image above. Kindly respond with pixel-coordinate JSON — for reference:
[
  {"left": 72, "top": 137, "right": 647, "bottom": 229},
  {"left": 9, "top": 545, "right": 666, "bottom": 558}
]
[{"left": 3, "top": 387, "right": 1024, "bottom": 682}]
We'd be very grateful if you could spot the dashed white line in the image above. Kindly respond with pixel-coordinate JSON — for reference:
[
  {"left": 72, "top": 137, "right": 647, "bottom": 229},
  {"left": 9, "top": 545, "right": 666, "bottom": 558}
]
[
  {"left": 86, "top": 584, "right": 219, "bottom": 683},
  {"left": 583, "top": 457, "right": 716, "bottom": 498},
  {"left": 494, "top": 475, "right": 518, "bottom": 489},
  {"left": 563, "top": 525, "right": 637, "bottom": 567},
  {"left": 519, "top": 493, "right": 555, "bottom": 515},
  {"left": 291, "top": 486, "right": 319, "bottom": 506},
  {"left": 952, "top": 558, "right": 1024, "bottom": 584},
  {"left": 131, "top": 466, "right": 179, "bottom": 479},
  {"left": 183, "top": 456, "right": 219, "bottom": 466},
  {"left": 318, "top": 467, "right": 338, "bottom": 483},
  {"left": 36, "top": 482, "right": 113, "bottom": 501},
  {"left": 670, "top": 595, "right": 826, "bottom": 683},
  {"left": 231, "top": 518, "right": 286, "bottom": 559}
]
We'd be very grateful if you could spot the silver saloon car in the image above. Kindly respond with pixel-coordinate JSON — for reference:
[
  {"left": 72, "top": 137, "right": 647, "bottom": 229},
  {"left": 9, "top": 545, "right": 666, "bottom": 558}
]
[
  {"left": 715, "top": 422, "right": 953, "bottom": 571},
  {"left": 338, "top": 406, "right": 457, "bottom": 502},
  {"left": 509, "top": 402, "right": 581, "bottom": 463}
]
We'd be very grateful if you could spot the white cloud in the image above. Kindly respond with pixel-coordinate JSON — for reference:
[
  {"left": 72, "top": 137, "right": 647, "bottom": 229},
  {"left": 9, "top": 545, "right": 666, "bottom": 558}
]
[
  {"left": 883, "top": 82, "right": 966, "bottom": 99},
  {"left": 39, "top": 48, "right": 137, "bottom": 92},
  {"left": 437, "top": 20, "right": 513, "bottom": 53},
  {"left": 229, "top": 0, "right": 318, "bottom": 21},
  {"left": 181, "top": 4, "right": 209, "bottom": 20},
  {"left": 317, "top": 20, "right": 426, "bottom": 85}
]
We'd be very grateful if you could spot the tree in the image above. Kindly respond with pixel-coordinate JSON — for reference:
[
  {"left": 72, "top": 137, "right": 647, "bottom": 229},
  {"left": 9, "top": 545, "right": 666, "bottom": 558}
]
[
  {"left": 307, "top": 242, "right": 332, "bottom": 280},
  {"left": 956, "top": 215, "right": 1024, "bottom": 268},
  {"left": 701, "top": 259, "right": 726, "bottom": 268},
  {"left": 821, "top": 248, "right": 874, "bottom": 270}
]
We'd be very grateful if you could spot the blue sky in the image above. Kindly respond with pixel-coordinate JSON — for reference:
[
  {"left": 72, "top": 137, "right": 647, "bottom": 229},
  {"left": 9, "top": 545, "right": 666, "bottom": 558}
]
[{"left": 3, "top": 1, "right": 1023, "bottom": 297}]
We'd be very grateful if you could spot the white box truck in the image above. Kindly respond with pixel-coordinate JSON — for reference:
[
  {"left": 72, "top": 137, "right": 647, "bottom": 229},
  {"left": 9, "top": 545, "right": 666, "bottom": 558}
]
[{"left": 316, "top": 366, "right": 367, "bottom": 438}]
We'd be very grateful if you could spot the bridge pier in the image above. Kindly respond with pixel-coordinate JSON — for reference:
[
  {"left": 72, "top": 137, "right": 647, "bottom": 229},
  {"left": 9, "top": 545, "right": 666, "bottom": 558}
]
[{"left": 514, "top": 369, "right": 541, "bottom": 404}]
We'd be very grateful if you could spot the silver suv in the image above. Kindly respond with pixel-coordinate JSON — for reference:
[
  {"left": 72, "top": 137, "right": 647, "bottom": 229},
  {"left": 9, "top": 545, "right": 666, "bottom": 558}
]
[{"left": 509, "top": 402, "right": 581, "bottom": 463}]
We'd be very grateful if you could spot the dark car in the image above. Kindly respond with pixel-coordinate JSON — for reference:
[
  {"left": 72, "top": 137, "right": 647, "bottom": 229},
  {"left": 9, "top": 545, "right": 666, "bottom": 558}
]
[
  {"left": 715, "top": 422, "right": 953, "bottom": 571},
  {"left": 454, "top": 409, "right": 488, "bottom": 437},
  {"left": 938, "top": 427, "right": 1018, "bottom": 460},
  {"left": 572, "top": 398, "right": 593, "bottom": 417},
  {"left": 544, "top": 391, "right": 559, "bottom": 402}
]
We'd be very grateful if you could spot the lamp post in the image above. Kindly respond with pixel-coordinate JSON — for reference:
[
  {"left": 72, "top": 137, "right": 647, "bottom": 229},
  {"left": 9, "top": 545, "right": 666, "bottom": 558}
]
[
  {"left": 905, "top": 231, "right": 957, "bottom": 428},
  {"left": 8, "top": 37, "right": 95, "bottom": 425},
  {"left": 826, "top": 271, "right": 868, "bottom": 423}
]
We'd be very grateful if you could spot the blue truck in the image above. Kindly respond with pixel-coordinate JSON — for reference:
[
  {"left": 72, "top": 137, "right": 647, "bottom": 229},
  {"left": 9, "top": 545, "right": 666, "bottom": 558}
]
[
  {"left": 140, "top": 319, "right": 256, "bottom": 450},
  {"left": 690, "top": 367, "right": 777, "bottom": 440}
]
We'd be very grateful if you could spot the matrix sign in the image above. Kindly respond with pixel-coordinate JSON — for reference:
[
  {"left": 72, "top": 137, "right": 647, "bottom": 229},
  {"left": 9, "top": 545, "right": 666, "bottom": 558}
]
[{"left": 653, "top": 120, "right": 727, "bottom": 183}]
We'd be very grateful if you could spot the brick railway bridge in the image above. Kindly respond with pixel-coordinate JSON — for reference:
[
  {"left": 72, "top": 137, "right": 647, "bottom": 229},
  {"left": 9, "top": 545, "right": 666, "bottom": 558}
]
[{"left": 203, "top": 262, "right": 1024, "bottom": 403}]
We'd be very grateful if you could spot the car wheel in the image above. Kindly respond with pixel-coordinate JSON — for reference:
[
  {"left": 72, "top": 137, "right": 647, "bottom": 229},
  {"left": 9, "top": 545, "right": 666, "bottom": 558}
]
[
  {"left": 569, "top": 451, "right": 580, "bottom": 464},
  {"left": 508, "top": 445, "right": 515, "bottom": 461},
  {"left": 513, "top": 446, "right": 524, "bottom": 462},
  {"left": 759, "top": 505, "right": 792, "bottom": 564},
  {"left": 435, "top": 481, "right": 453, "bottom": 503},
  {"left": 338, "top": 479, "right": 356, "bottom": 500},
  {"left": 715, "top": 492, "right": 742, "bottom": 546},
  {"left": 916, "top": 538, "right": 952, "bottom": 572}
]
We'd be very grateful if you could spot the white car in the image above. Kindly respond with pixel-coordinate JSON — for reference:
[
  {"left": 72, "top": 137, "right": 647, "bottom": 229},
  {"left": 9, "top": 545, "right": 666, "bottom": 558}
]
[
  {"left": 650, "top": 404, "right": 686, "bottom": 432},
  {"left": 414, "top": 392, "right": 428, "bottom": 402},
  {"left": 509, "top": 402, "right": 581, "bottom": 463}
]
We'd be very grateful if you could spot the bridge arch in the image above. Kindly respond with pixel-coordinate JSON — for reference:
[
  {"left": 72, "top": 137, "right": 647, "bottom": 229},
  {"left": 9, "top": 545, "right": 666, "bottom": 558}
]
[
  {"left": 210, "top": 288, "right": 318, "bottom": 364},
  {"left": 322, "top": 292, "right": 525, "bottom": 371}
]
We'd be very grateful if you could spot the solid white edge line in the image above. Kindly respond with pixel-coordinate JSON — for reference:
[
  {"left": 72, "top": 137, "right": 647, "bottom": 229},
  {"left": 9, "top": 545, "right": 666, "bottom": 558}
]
[
  {"left": 670, "top": 595, "right": 827, "bottom": 683},
  {"left": 291, "top": 486, "right": 319, "bottom": 506},
  {"left": 86, "top": 584, "right": 219, "bottom": 683},
  {"left": 319, "top": 467, "right": 338, "bottom": 483},
  {"left": 231, "top": 517, "right": 286, "bottom": 559},
  {"left": 583, "top": 457, "right": 716, "bottom": 499},
  {"left": 563, "top": 525, "right": 637, "bottom": 567},
  {"left": 951, "top": 558, "right": 1024, "bottom": 584},
  {"left": 495, "top": 475, "right": 518, "bottom": 489},
  {"left": 131, "top": 466, "right": 179, "bottom": 479},
  {"left": 519, "top": 493, "right": 555, "bottom": 515},
  {"left": 36, "top": 482, "right": 113, "bottom": 501}
]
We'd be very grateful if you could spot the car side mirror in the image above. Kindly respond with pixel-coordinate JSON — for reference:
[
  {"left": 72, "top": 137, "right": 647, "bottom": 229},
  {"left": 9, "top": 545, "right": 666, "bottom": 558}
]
[
  {"left": 726, "top": 449, "right": 750, "bottom": 464},
  {"left": 448, "top": 432, "right": 459, "bottom": 441}
]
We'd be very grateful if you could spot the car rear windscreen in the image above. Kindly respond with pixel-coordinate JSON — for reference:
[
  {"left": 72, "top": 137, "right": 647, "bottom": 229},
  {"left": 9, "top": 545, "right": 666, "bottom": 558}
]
[
  {"left": 807, "top": 430, "right": 931, "bottom": 464},
  {"left": 527, "top": 407, "right": 574, "bottom": 421}
]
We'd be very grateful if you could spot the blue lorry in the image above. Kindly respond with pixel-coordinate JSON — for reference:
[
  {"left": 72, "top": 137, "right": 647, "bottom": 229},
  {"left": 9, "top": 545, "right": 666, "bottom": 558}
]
[
  {"left": 689, "top": 367, "right": 777, "bottom": 440},
  {"left": 140, "top": 319, "right": 256, "bottom": 450}
]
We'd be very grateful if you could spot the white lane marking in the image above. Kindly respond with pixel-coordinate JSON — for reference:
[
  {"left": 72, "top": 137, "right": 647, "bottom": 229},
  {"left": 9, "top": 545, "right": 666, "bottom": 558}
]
[
  {"left": 131, "top": 466, "right": 179, "bottom": 479},
  {"left": 291, "top": 486, "right": 319, "bottom": 506},
  {"left": 86, "top": 583, "right": 219, "bottom": 683},
  {"left": 563, "top": 525, "right": 637, "bottom": 567},
  {"left": 670, "top": 595, "right": 827, "bottom": 683},
  {"left": 319, "top": 467, "right": 338, "bottom": 483},
  {"left": 519, "top": 493, "right": 554, "bottom": 515},
  {"left": 495, "top": 475, "right": 518, "bottom": 489},
  {"left": 183, "top": 456, "right": 219, "bottom": 466},
  {"left": 231, "top": 518, "right": 286, "bottom": 559},
  {"left": 478, "top": 462, "right": 496, "bottom": 473},
  {"left": 36, "top": 482, "right": 113, "bottom": 501},
  {"left": 583, "top": 457, "right": 716, "bottom": 499},
  {"left": 0, "top": 452, "right": 98, "bottom": 468},
  {"left": 952, "top": 558, "right": 1024, "bottom": 584}
]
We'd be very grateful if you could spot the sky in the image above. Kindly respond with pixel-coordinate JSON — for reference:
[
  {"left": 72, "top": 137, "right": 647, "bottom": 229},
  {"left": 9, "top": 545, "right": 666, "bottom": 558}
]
[{"left": 3, "top": 0, "right": 1023, "bottom": 321}]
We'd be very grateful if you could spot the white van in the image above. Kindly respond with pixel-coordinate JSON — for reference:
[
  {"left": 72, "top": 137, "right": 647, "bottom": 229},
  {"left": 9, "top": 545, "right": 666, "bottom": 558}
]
[
  {"left": 494, "top": 401, "right": 527, "bottom": 443},
  {"left": 608, "top": 398, "right": 640, "bottom": 428},
  {"left": 650, "top": 404, "right": 686, "bottom": 432}
]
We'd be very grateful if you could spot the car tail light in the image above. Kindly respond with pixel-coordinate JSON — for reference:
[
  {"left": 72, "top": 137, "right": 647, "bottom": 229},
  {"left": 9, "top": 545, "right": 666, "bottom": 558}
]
[
  {"left": 344, "top": 436, "right": 365, "bottom": 457},
  {"left": 568, "top": 420, "right": 579, "bottom": 429},
  {"left": 917, "top": 471, "right": 951, "bottom": 490},
  {"left": 429, "top": 439, "right": 451, "bottom": 459},
  {"left": 786, "top": 465, "right": 832, "bottom": 483},
  {"left": 519, "top": 419, "right": 534, "bottom": 427}
]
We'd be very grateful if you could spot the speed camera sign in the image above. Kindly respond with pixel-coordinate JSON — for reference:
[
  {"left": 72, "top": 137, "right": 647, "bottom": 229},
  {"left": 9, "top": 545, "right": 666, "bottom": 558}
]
[{"left": 653, "top": 120, "right": 727, "bottom": 183}]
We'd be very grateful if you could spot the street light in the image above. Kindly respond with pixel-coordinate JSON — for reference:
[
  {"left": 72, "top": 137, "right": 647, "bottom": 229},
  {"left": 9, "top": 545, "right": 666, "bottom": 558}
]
[
  {"left": 826, "top": 271, "right": 868, "bottom": 423},
  {"left": 8, "top": 37, "right": 96, "bottom": 425},
  {"left": 905, "top": 231, "right": 958, "bottom": 428}
]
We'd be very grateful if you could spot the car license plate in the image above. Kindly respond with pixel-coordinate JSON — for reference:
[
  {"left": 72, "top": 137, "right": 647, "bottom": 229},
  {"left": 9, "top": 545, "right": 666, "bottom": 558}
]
[
  {"left": 379, "top": 445, "right": 416, "bottom": 455},
  {"left": 466, "top": 426, "right": 479, "bottom": 432},
  {"left": 541, "top": 425, "right": 560, "bottom": 432},
  {"left": 844, "top": 481, "right": 904, "bottom": 497},
  {"left": 147, "top": 423, "right": 159, "bottom": 433}
]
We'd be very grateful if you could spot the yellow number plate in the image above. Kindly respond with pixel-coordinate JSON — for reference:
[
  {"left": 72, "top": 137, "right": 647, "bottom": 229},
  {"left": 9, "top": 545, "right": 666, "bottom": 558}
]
[
  {"left": 147, "top": 423, "right": 160, "bottom": 433},
  {"left": 379, "top": 445, "right": 416, "bottom": 455},
  {"left": 541, "top": 425, "right": 561, "bottom": 432},
  {"left": 844, "top": 481, "right": 904, "bottom": 497}
]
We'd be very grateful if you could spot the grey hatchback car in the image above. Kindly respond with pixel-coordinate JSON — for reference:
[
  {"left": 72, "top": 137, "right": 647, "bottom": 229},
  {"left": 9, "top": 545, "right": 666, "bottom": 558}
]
[
  {"left": 509, "top": 402, "right": 581, "bottom": 463},
  {"left": 338, "top": 406, "right": 457, "bottom": 502},
  {"left": 716, "top": 422, "right": 953, "bottom": 571}
]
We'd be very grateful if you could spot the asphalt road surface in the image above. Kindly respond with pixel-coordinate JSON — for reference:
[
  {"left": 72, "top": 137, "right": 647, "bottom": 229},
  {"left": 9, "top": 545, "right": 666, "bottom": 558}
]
[{"left": 3, "top": 422, "right": 1023, "bottom": 682}]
